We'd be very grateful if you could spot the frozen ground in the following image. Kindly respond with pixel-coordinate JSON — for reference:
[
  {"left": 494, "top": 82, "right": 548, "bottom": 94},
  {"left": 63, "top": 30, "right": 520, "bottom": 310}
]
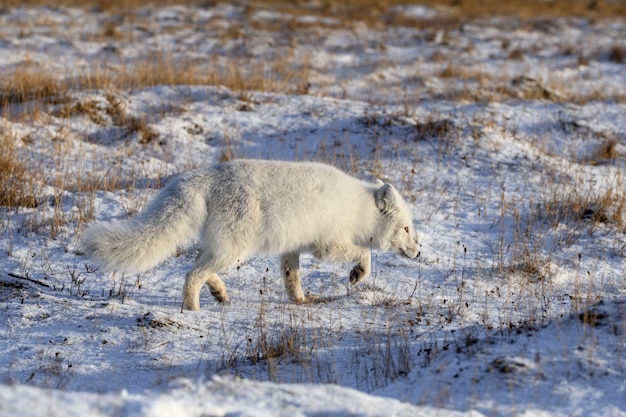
[{"left": 0, "top": 3, "right": 625, "bottom": 417}]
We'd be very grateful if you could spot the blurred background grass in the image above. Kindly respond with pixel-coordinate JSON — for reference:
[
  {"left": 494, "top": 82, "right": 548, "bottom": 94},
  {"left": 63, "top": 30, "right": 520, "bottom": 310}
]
[{"left": 1, "top": 0, "right": 625, "bottom": 26}]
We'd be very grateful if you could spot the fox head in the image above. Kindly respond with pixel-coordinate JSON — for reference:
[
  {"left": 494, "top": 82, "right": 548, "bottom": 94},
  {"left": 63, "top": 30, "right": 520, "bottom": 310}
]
[{"left": 374, "top": 182, "right": 419, "bottom": 259}]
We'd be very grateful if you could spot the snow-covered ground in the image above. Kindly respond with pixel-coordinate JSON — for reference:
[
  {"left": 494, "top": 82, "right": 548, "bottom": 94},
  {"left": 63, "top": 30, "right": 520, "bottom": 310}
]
[{"left": 0, "top": 3, "right": 624, "bottom": 416}]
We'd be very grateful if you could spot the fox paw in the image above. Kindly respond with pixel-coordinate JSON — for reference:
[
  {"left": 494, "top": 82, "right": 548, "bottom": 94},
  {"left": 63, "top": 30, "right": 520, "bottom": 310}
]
[
  {"left": 349, "top": 265, "right": 368, "bottom": 285},
  {"left": 211, "top": 289, "right": 230, "bottom": 304}
]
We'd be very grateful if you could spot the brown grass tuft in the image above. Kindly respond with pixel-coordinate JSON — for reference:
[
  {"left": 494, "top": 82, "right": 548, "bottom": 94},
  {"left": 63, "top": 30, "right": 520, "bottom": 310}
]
[
  {"left": 610, "top": 45, "right": 625, "bottom": 64},
  {"left": 0, "top": 130, "right": 41, "bottom": 208},
  {"left": 0, "top": 62, "right": 66, "bottom": 108},
  {"left": 593, "top": 139, "right": 618, "bottom": 163}
]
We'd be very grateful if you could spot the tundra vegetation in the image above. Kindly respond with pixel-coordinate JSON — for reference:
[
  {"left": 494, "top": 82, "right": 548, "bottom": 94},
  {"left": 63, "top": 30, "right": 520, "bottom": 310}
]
[{"left": 0, "top": 1, "right": 624, "bottom": 416}]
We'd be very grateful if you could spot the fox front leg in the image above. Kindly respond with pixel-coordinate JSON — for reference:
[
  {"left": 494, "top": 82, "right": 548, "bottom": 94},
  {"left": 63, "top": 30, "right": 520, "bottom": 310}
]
[
  {"left": 314, "top": 243, "right": 371, "bottom": 285},
  {"left": 348, "top": 249, "right": 371, "bottom": 285}
]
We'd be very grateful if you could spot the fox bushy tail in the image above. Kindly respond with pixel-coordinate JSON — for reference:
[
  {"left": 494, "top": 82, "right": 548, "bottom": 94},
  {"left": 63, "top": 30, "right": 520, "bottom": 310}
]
[{"left": 80, "top": 173, "right": 208, "bottom": 273}]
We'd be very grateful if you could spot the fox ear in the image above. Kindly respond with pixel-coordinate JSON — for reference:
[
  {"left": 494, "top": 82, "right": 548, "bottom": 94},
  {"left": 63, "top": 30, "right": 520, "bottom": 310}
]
[
  {"left": 375, "top": 179, "right": 385, "bottom": 186},
  {"left": 375, "top": 183, "right": 396, "bottom": 213}
]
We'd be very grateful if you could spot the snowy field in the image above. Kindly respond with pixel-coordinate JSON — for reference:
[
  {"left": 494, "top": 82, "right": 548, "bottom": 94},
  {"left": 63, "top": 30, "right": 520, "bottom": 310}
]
[{"left": 0, "top": 2, "right": 625, "bottom": 416}]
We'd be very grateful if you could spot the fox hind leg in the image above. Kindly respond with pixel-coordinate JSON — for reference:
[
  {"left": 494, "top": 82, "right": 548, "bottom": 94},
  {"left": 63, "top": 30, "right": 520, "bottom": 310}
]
[
  {"left": 183, "top": 267, "right": 229, "bottom": 311},
  {"left": 205, "top": 272, "right": 229, "bottom": 303},
  {"left": 183, "top": 268, "right": 204, "bottom": 311},
  {"left": 183, "top": 241, "right": 249, "bottom": 310},
  {"left": 281, "top": 252, "right": 306, "bottom": 303}
]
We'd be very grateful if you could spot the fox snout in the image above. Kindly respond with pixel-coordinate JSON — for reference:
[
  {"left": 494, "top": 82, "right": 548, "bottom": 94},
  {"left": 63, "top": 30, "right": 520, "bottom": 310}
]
[
  {"left": 398, "top": 237, "right": 419, "bottom": 259},
  {"left": 402, "top": 245, "right": 420, "bottom": 259}
]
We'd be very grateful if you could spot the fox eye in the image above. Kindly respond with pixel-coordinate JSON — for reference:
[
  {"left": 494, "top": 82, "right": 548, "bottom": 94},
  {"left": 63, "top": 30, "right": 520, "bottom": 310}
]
[{"left": 404, "top": 226, "right": 410, "bottom": 233}]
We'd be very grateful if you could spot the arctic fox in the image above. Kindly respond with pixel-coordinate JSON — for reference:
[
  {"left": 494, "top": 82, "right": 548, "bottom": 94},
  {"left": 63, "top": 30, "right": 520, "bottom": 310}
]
[{"left": 81, "top": 160, "right": 419, "bottom": 310}]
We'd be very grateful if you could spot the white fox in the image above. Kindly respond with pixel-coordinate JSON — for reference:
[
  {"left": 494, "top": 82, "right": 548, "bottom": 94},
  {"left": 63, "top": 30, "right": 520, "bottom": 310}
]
[{"left": 80, "top": 160, "right": 419, "bottom": 310}]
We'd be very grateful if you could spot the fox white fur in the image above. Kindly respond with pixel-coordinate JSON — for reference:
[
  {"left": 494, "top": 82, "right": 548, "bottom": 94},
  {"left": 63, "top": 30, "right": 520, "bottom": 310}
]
[{"left": 80, "top": 160, "right": 419, "bottom": 310}]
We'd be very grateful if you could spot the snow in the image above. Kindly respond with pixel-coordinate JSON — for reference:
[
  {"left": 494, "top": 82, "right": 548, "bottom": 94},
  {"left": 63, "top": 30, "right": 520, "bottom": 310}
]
[
  {"left": 0, "top": 3, "right": 625, "bottom": 417},
  {"left": 391, "top": 5, "right": 448, "bottom": 20},
  {"left": 0, "top": 376, "right": 481, "bottom": 417}
]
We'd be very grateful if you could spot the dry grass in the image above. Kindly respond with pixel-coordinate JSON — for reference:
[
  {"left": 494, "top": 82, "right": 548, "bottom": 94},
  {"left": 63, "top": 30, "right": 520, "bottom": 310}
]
[
  {"left": 0, "top": 63, "right": 68, "bottom": 109},
  {"left": 586, "top": 138, "right": 620, "bottom": 165},
  {"left": 0, "top": 97, "right": 155, "bottom": 238},
  {"left": 610, "top": 45, "right": 625, "bottom": 64},
  {"left": 2, "top": 0, "right": 625, "bottom": 25},
  {"left": 1, "top": 53, "right": 309, "bottom": 120},
  {"left": 0, "top": 130, "right": 42, "bottom": 209},
  {"left": 494, "top": 173, "right": 626, "bottom": 281}
]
